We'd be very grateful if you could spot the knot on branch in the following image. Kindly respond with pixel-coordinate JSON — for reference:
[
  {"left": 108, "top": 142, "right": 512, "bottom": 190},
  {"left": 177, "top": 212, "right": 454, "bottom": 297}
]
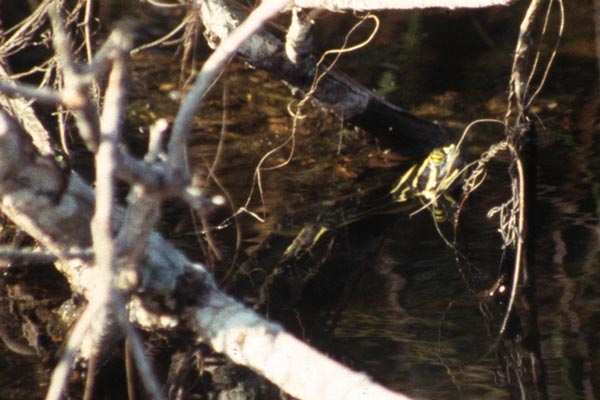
[{"left": 0, "top": 110, "right": 68, "bottom": 202}]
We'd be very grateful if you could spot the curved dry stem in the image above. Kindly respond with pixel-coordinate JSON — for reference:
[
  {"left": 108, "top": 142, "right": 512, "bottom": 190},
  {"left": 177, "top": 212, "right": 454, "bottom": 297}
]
[
  {"left": 288, "top": 13, "right": 380, "bottom": 118},
  {"left": 130, "top": 18, "right": 188, "bottom": 55},
  {"left": 525, "top": 0, "right": 564, "bottom": 109},
  {"left": 83, "top": 0, "right": 94, "bottom": 63},
  {"left": 238, "top": 13, "right": 380, "bottom": 221},
  {"left": 45, "top": 300, "right": 106, "bottom": 400},
  {"left": 499, "top": 143, "right": 525, "bottom": 336},
  {"left": 210, "top": 172, "right": 243, "bottom": 287},
  {"left": 193, "top": 85, "right": 232, "bottom": 263},
  {"left": 0, "top": 0, "right": 53, "bottom": 58}
]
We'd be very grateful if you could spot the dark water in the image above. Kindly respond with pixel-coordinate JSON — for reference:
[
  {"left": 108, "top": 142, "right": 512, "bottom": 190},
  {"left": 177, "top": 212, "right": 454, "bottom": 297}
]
[
  {"left": 315, "top": 5, "right": 600, "bottom": 399},
  {"left": 1, "top": 1, "right": 599, "bottom": 399},
  {"left": 182, "top": 4, "right": 599, "bottom": 399}
]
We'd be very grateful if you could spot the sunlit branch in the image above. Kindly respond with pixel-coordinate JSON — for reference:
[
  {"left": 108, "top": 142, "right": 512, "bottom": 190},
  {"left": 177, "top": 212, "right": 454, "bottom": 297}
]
[
  {"left": 169, "top": 0, "right": 291, "bottom": 175},
  {"left": 289, "top": 0, "right": 515, "bottom": 10},
  {"left": 0, "top": 0, "right": 52, "bottom": 58},
  {"left": 45, "top": 296, "right": 107, "bottom": 400},
  {"left": 0, "top": 81, "right": 65, "bottom": 105}
]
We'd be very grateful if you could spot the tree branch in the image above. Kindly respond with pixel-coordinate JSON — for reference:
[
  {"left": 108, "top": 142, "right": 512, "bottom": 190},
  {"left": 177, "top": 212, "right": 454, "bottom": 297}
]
[
  {"left": 196, "top": 0, "right": 450, "bottom": 155},
  {"left": 0, "top": 106, "right": 414, "bottom": 399},
  {"left": 289, "top": 0, "right": 515, "bottom": 10}
]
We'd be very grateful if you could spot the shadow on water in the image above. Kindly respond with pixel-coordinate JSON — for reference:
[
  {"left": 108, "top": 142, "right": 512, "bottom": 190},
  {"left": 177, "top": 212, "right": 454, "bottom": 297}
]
[{"left": 1, "top": 1, "right": 600, "bottom": 399}]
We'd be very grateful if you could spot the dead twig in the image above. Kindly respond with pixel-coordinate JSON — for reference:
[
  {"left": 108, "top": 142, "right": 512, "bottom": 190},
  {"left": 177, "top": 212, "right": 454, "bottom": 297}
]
[{"left": 169, "top": 0, "right": 291, "bottom": 174}]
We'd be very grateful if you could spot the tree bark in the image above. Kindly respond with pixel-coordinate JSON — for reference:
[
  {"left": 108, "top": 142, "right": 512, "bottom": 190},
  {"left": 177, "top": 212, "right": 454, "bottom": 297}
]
[{"left": 289, "top": 0, "right": 515, "bottom": 10}]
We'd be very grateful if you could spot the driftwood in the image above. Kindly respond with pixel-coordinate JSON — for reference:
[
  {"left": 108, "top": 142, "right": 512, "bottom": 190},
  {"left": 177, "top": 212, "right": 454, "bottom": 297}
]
[{"left": 288, "top": 0, "right": 515, "bottom": 10}]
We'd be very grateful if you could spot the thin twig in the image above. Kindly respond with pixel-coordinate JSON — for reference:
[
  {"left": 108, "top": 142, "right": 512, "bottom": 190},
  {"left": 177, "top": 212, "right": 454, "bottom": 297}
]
[
  {"left": 498, "top": 0, "right": 560, "bottom": 340},
  {"left": 525, "top": 0, "right": 564, "bottom": 108},
  {"left": 0, "top": 248, "right": 57, "bottom": 265},
  {"left": 499, "top": 144, "right": 525, "bottom": 335},
  {"left": 130, "top": 18, "right": 188, "bottom": 55},
  {"left": 0, "top": 0, "right": 53, "bottom": 58},
  {"left": 124, "top": 338, "right": 137, "bottom": 400},
  {"left": 98, "top": 41, "right": 165, "bottom": 400},
  {"left": 45, "top": 300, "right": 106, "bottom": 400},
  {"left": 83, "top": 0, "right": 94, "bottom": 64},
  {"left": 289, "top": 0, "right": 514, "bottom": 10},
  {"left": 505, "top": 0, "right": 546, "bottom": 125},
  {"left": 114, "top": 296, "right": 164, "bottom": 400},
  {"left": 81, "top": 352, "right": 97, "bottom": 400},
  {"left": 46, "top": 27, "right": 128, "bottom": 400},
  {"left": 145, "top": 0, "right": 185, "bottom": 8},
  {"left": 85, "top": 22, "right": 138, "bottom": 80},
  {"left": 0, "top": 81, "right": 65, "bottom": 105},
  {"left": 169, "top": 0, "right": 291, "bottom": 174},
  {"left": 49, "top": 7, "right": 78, "bottom": 77},
  {"left": 0, "top": 247, "right": 93, "bottom": 265}
]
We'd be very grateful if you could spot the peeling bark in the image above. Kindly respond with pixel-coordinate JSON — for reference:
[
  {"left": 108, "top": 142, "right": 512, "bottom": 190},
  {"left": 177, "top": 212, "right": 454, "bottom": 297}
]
[{"left": 0, "top": 0, "right": 524, "bottom": 398}]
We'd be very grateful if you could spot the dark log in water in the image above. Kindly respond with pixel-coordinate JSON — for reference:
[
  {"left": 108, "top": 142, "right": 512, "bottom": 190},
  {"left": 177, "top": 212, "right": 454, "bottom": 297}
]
[{"left": 197, "top": 0, "right": 451, "bottom": 157}]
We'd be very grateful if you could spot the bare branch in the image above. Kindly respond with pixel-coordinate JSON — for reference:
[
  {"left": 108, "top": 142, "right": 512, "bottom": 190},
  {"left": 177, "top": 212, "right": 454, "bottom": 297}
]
[
  {"left": 289, "top": 0, "right": 515, "bottom": 10},
  {"left": 146, "top": 118, "right": 169, "bottom": 163},
  {"left": 84, "top": 22, "right": 137, "bottom": 80},
  {"left": 169, "top": 0, "right": 291, "bottom": 174},
  {"left": 95, "top": 35, "right": 165, "bottom": 400},
  {"left": 0, "top": 248, "right": 93, "bottom": 265},
  {"left": 0, "top": 248, "right": 58, "bottom": 265},
  {"left": 0, "top": 107, "right": 414, "bottom": 400},
  {"left": 48, "top": 7, "right": 78, "bottom": 78},
  {"left": 190, "top": 289, "right": 414, "bottom": 400},
  {"left": 285, "top": 8, "right": 315, "bottom": 66},
  {"left": 46, "top": 44, "right": 127, "bottom": 399},
  {"left": 596, "top": 0, "right": 600, "bottom": 86},
  {"left": 45, "top": 296, "right": 108, "bottom": 400},
  {"left": 0, "top": 63, "right": 62, "bottom": 157},
  {"left": 196, "top": 0, "right": 448, "bottom": 154}
]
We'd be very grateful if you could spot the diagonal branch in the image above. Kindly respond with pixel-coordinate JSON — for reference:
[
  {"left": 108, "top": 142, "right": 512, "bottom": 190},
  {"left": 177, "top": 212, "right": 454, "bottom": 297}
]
[
  {"left": 289, "top": 0, "right": 515, "bottom": 10},
  {"left": 0, "top": 106, "right": 414, "bottom": 400},
  {"left": 169, "top": 0, "right": 291, "bottom": 174}
]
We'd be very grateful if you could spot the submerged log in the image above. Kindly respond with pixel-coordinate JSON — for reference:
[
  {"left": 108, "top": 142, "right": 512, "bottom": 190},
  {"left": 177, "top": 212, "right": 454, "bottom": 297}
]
[
  {"left": 288, "top": 0, "right": 515, "bottom": 10},
  {"left": 197, "top": 0, "right": 451, "bottom": 156}
]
